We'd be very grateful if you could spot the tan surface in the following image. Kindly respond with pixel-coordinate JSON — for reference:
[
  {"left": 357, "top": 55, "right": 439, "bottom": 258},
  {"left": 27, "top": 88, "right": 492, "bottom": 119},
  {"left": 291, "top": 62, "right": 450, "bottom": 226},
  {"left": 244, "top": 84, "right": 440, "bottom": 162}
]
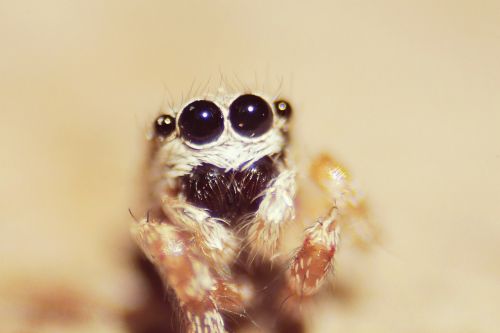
[{"left": 1, "top": 1, "right": 499, "bottom": 332}]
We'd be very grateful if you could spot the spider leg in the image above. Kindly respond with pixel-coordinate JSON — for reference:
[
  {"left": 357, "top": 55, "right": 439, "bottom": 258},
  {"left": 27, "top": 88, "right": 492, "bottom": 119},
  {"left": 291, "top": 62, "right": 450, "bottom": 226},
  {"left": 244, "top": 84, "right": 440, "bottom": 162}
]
[
  {"left": 287, "top": 207, "right": 339, "bottom": 296},
  {"left": 162, "top": 197, "right": 239, "bottom": 275},
  {"left": 310, "top": 153, "right": 379, "bottom": 250},
  {"left": 287, "top": 153, "right": 371, "bottom": 297},
  {"left": 131, "top": 217, "right": 245, "bottom": 333},
  {"left": 246, "top": 169, "right": 296, "bottom": 260}
]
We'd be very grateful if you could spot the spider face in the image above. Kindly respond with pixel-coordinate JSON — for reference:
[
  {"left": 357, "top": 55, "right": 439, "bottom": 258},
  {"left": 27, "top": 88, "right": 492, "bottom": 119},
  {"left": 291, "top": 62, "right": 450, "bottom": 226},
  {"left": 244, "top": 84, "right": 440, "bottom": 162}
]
[{"left": 151, "top": 93, "right": 292, "bottom": 224}]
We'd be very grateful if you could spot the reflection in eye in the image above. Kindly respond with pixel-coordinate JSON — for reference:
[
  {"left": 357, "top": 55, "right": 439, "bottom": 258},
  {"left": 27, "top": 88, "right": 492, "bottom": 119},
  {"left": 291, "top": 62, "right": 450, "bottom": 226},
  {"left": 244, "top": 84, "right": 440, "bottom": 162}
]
[
  {"left": 178, "top": 100, "right": 224, "bottom": 145},
  {"left": 229, "top": 94, "right": 273, "bottom": 138},
  {"left": 154, "top": 114, "right": 176, "bottom": 138},
  {"left": 274, "top": 100, "right": 292, "bottom": 119}
]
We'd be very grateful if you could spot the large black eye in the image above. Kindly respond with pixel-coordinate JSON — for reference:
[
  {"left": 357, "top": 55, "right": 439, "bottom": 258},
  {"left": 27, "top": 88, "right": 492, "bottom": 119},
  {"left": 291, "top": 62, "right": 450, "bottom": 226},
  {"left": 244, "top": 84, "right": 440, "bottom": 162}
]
[
  {"left": 229, "top": 94, "right": 273, "bottom": 138},
  {"left": 178, "top": 100, "right": 224, "bottom": 145},
  {"left": 154, "top": 114, "right": 176, "bottom": 138}
]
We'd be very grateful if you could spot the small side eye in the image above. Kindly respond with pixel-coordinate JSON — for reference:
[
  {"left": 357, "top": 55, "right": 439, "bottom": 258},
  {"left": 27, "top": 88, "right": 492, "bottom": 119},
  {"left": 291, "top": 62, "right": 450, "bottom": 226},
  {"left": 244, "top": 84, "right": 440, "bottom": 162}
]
[
  {"left": 178, "top": 100, "right": 224, "bottom": 145},
  {"left": 229, "top": 94, "right": 273, "bottom": 138},
  {"left": 154, "top": 114, "right": 176, "bottom": 138},
  {"left": 274, "top": 100, "right": 292, "bottom": 119}
]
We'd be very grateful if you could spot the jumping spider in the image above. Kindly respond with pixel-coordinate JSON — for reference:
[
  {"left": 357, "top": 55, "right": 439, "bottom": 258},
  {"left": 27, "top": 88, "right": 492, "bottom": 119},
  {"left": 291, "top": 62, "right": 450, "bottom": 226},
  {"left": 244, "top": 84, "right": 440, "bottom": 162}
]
[{"left": 131, "top": 90, "right": 368, "bottom": 332}]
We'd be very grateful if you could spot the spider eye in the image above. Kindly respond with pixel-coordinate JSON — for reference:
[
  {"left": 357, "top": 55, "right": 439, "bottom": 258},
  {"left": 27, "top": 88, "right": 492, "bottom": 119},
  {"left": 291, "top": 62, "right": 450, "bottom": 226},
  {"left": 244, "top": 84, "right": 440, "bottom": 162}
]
[
  {"left": 229, "top": 94, "right": 273, "bottom": 138},
  {"left": 178, "top": 100, "right": 224, "bottom": 145},
  {"left": 154, "top": 114, "right": 176, "bottom": 138},
  {"left": 274, "top": 100, "right": 292, "bottom": 119}
]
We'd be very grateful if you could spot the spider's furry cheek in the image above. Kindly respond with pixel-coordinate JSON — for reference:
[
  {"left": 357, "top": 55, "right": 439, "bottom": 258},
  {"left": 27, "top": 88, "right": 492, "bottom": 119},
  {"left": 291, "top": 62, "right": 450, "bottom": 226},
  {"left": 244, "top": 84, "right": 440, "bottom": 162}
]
[{"left": 179, "top": 156, "right": 278, "bottom": 223}]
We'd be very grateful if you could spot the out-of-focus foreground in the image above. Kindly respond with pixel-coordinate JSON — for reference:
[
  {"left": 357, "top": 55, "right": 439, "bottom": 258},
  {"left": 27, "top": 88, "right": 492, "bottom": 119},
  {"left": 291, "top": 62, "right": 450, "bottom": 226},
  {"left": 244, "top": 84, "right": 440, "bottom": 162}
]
[{"left": 1, "top": 1, "right": 499, "bottom": 332}]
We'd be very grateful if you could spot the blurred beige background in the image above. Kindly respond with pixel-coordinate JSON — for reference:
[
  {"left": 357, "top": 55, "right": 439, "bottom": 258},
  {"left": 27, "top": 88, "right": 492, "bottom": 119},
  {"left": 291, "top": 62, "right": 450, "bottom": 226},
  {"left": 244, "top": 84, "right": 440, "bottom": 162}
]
[{"left": 1, "top": 1, "right": 499, "bottom": 332}]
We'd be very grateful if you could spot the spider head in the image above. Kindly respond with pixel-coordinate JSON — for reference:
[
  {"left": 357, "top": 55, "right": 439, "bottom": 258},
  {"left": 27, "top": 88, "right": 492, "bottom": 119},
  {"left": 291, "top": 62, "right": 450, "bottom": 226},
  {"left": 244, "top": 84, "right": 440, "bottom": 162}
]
[{"left": 150, "top": 93, "right": 293, "bottom": 222}]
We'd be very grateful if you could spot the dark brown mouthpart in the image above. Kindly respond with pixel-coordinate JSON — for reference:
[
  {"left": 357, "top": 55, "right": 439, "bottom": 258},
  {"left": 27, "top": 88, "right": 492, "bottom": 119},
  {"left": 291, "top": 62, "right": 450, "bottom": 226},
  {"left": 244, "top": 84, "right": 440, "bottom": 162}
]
[{"left": 179, "top": 156, "right": 279, "bottom": 224}]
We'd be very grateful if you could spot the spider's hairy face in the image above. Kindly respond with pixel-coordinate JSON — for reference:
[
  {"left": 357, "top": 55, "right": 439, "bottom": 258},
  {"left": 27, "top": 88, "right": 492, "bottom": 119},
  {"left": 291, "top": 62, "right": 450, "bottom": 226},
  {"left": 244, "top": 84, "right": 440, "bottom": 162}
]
[{"left": 150, "top": 93, "right": 292, "bottom": 224}]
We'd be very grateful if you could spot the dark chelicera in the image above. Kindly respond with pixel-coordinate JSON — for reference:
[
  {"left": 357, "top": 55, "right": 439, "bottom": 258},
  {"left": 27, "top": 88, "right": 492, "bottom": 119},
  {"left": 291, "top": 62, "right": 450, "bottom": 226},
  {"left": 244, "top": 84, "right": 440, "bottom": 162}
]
[{"left": 180, "top": 156, "right": 278, "bottom": 223}]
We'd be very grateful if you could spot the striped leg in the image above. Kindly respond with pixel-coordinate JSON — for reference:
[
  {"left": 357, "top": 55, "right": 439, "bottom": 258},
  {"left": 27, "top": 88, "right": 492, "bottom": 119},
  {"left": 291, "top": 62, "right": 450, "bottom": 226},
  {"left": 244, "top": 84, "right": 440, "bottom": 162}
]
[
  {"left": 287, "top": 153, "right": 366, "bottom": 297},
  {"left": 287, "top": 207, "right": 339, "bottom": 296},
  {"left": 131, "top": 218, "right": 244, "bottom": 333}
]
